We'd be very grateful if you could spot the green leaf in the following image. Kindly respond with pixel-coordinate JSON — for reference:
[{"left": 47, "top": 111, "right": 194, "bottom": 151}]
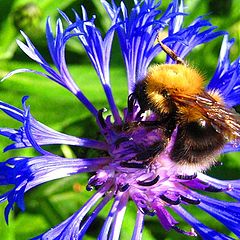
[
  {"left": 0, "top": 203, "right": 15, "bottom": 240},
  {"left": 14, "top": 212, "right": 49, "bottom": 239}
]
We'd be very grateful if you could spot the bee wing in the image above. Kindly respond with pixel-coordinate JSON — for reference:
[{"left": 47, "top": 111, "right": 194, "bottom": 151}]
[
  {"left": 173, "top": 91, "right": 240, "bottom": 140},
  {"left": 201, "top": 101, "right": 240, "bottom": 139}
]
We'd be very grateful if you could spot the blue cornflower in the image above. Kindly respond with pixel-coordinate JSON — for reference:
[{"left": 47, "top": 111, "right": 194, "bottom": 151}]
[{"left": 1, "top": 0, "right": 240, "bottom": 239}]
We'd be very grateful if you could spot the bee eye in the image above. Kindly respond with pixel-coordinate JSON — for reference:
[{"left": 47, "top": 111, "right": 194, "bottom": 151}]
[{"left": 161, "top": 89, "right": 169, "bottom": 98}]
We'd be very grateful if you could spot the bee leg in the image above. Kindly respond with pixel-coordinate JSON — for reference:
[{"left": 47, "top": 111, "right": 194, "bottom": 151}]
[
  {"left": 136, "top": 142, "right": 164, "bottom": 161},
  {"left": 176, "top": 173, "right": 197, "bottom": 180},
  {"left": 127, "top": 93, "right": 135, "bottom": 115},
  {"left": 204, "top": 184, "right": 223, "bottom": 192},
  {"left": 128, "top": 91, "right": 145, "bottom": 119},
  {"left": 120, "top": 161, "right": 146, "bottom": 169},
  {"left": 138, "top": 120, "right": 163, "bottom": 129},
  {"left": 114, "top": 137, "right": 131, "bottom": 148},
  {"left": 132, "top": 81, "right": 150, "bottom": 118},
  {"left": 139, "top": 118, "right": 176, "bottom": 138}
]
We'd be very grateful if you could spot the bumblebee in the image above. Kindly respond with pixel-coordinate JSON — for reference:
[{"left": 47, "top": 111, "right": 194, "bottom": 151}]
[{"left": 133, "top": 36, "right": 240, "bottom": 175}]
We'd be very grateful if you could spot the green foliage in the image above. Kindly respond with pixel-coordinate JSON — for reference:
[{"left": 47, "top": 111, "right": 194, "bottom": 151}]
[{"left": 0, "top": 0, "right": 239, "bottom": 239}]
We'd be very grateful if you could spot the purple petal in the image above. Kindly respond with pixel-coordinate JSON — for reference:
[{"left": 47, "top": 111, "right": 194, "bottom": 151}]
[
  {"left": 131, "top": 210, "right": 144, "bottom": 240},
  {"left": 109, "top": 192, "right": 129, "bottom": 239},
  {"left": 152, "top": 199, "right": 178, "bottom": 231},
  {"left": 223, "top": 140, "right": 240, "bottom": 154},
  {"left": 78, "top": 191, "right": 114, "bottom": 237},
  {"left": 98, "top": 193, "right": 124, "bottom": 239}
]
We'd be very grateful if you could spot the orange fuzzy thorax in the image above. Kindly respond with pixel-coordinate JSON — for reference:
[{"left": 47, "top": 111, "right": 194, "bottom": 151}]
[
  {"left": 146, "top": 64, "right": 204, "bottom": 96},
  {"left": 145, "top": 64, "right": 205, "bottom": 117}
]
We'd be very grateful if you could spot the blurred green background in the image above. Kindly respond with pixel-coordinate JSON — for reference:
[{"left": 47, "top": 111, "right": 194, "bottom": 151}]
[{"left": 0, "top": 0, "right": 239, "bottom": 239}]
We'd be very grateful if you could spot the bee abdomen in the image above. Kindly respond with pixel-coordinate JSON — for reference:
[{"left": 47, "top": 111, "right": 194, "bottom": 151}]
[{"left": 170, "top": 121, "right": 226, "bottom": 165}]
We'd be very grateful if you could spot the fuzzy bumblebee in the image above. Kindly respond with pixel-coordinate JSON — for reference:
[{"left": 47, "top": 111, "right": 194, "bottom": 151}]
[{"left": 133, "top": 38, "right": 240, "bottom": 175}]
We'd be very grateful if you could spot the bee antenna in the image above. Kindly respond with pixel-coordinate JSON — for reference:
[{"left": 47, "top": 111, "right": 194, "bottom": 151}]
[{"left": 157, "top": 34, "right": 186, "bottom": 65}]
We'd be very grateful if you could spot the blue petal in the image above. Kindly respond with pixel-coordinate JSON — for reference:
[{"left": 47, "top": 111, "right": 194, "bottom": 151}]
[
  {"left": 131, "top": 210, "right": 144, "bottom": 240},
  {"left": 173, "top": 205, "right": 234, "bottom": 240},
  {"left": 33, "top": 183, "right": 112, "bottom": 239},
  {"left": 193, "top": 193, "right": 240, "bottom": 238},
  {"left": 164, "top": 16, "right": 226, "bottom": 63},
  {"left": 62, "top": 7, "right": 121, "bottom": 123},
  {"left": 104, "top": 0, "right": 179, "bottom": 91},
  {"left": 0, "top": 99, "right": 107, "bottom": 151},
  {"left": 98, "top": 196, "right": 120, "bottom": 239},
  {"left": 0, "top": 155, "right": 111, "bottom": 221},
  {"left": 97, "top": 193, "right": 135, "bottom": 239},
  {"left": 0, "top": 99, "right": 24, "bottom": 121},
  {"left": 78, "top": 191, "right": 114, "bottom": 237},
  {"left": 207, "top": 35, "right": 240, "bottom": 107},
  {"left": 17, "top": 32, "right": 63, "bottom": 83},
  {"left": 197, "top": 173, "right": 240, "bottom": 201},
  {"left": 2, "top": 23, "right": 98, "bottom": 117},
  {"left": 168, "top": 0, "right": 184, "bottom": 35},
  {"left": 223, "top": 140, "right": 240, "bottom": 154}
]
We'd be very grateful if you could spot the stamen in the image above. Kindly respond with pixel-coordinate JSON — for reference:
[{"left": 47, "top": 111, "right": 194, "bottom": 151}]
[
  {"left": 137, "top": 175, "right": 160, "bottom": 186},
  {"left": 139, "top": 207, "right": 155, "bottom": 216},
  {"left": 172, "top": 226, "right": 197, "bottom": 237},
  {"left": 120, "top": 162, "right": 146, "bottom": 169},
  {"left": 119, "top": 183, "right": 130, "bottom": 192},
  {"left": 177, "top": 173, "right": 197, "bottom": 180},
  {"left": 114, "top": 137, "right": 130, "bottom": 148},
  {"left": 97, "top": 108, "right": 107, "bottom": 128},
  {"left": 196, "top": 180, "right": 224, "bottom": 192},
  {"left": 180, "top": 195, "right": 200, "bottom": 205},
  {"left": 204, "top": 185, "right": 223, "bottom": 192},
  {"left": 160, "top": 194, "right": 181, "bottom": 205},
  {"left": 86, "top": 185, "right": 94, "bottom": 191}
]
